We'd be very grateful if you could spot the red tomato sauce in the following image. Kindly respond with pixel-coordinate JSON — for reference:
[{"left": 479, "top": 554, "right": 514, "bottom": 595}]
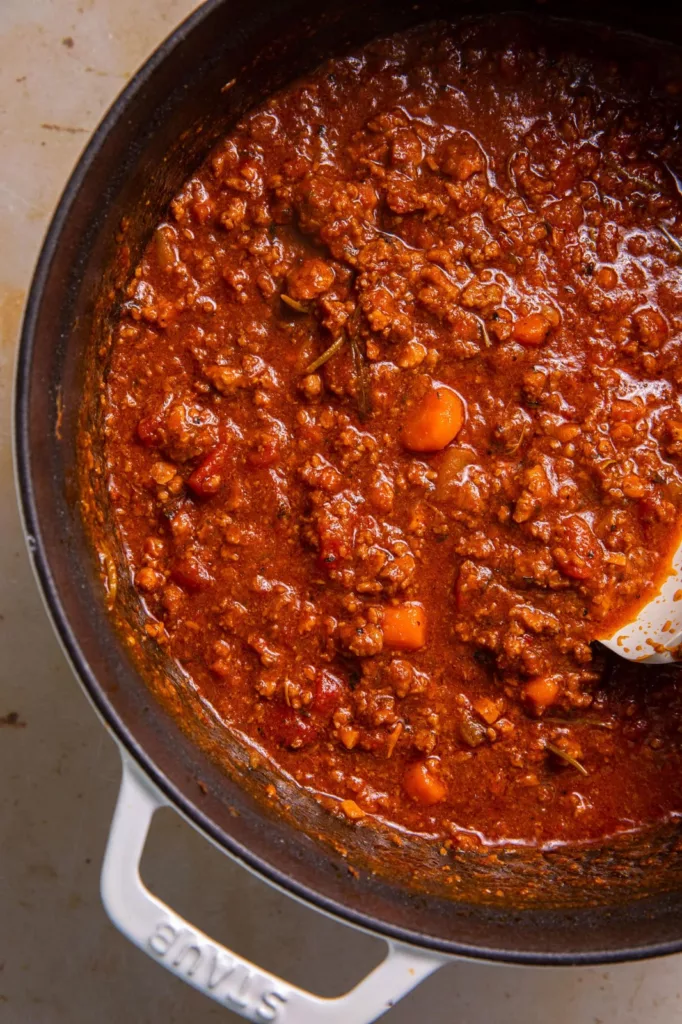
[{"left": 95, "top": 16, "right": 682, "bottom": 850}]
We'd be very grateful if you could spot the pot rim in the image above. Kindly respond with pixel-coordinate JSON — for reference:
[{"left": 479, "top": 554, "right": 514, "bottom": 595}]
[{"left": 13, "top": 0, "right": 682, "bottom": 966}]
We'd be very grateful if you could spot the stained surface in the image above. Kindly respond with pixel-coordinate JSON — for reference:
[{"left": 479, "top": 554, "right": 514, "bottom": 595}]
[
  {"left": 5, "top": 2, "right": 682, "bottom": 1022},
  {"left": 102, "top": 18, "right": 682, "bottom": 850}
]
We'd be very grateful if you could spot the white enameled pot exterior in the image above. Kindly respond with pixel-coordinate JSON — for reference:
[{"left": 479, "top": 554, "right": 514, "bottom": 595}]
[{"left": 101, "top": 752, "right": 447, "bottom": 1023}]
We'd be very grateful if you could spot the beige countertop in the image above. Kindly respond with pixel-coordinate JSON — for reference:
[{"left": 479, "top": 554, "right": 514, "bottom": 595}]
[{"left": 2, "top": 2, "right": 682, "bottom": 1021}]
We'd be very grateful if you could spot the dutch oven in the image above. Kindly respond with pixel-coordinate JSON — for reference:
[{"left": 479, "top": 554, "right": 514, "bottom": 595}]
[{"left": 15, "top": 0, "right": 682, "bottom": 1019}]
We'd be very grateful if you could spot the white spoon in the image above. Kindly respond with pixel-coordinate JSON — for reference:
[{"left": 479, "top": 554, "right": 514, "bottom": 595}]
[{"left": 600, "top": 544, "right": 682, "bottom": 663}]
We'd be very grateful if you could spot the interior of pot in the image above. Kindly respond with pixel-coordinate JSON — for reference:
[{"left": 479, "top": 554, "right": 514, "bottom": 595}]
[{"left": 17, "top": 0, "right": 682, "bottom": 961}]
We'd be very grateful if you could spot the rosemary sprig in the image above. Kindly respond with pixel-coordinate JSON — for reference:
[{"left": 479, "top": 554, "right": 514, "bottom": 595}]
[
  {"left": 660, "top": 223, "right": 682, "bottom": 258},
  {"left": 303, "top": 300, "right": 370, "bottom": 418},
  {"left": 604, "top": 157, "right": 657, "bottom": 194},
  {"left": 506, "top": 424, "right": 527, "bottom": 456},
  {"left": 281, "top": 294, "right": 309, "bottom": 313},
  {"left": 663, "top": 160, "right": 682, "bottom": 199},
  {"left": 506, "top": 150, "right": 520, "bottom": 189},
  {"left": 304, "top": 333, "right": 346, "bottom": 374},
  {"left": 543, "top": 715, "right": 613, "bottom": 730},
  {"left": 479, "top": 318, "right": 492, "bottom": 348},
  {"left": 348, "top": 329, "right": 369, "bottom": 419},
  {"left": 545, "top": 741, "right": 589, "bottom": 777}
]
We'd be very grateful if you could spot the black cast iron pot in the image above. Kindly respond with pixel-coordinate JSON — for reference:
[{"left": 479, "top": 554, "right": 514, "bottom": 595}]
[{"left": 15, "top": 0, "right": 682, "bottom": 1018}]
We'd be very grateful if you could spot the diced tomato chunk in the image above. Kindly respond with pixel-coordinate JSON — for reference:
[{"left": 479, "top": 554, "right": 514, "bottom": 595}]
[
  {"left": 137, "top": 412, "right": 164, "bottom": 446},
  {"left": 247, "top": 436, "right": 280, "bottom": 468},
  {"left": 313, "top": 669, "right": 347, "bottom": 716},
  {"left": 171, "top": 555, "right": 213, "bottom": 592},
  {"left": 552, "top": 516, "right": 602, "bottom": 580},
  {"left": 313, "top": 505, "right": 356, "bottom": 571},
  {"left": 187, "top": 445, "right": 231, "bottom": 497},
  {"left": 260, "top": 703, "right": 319, "bottom": 749}
]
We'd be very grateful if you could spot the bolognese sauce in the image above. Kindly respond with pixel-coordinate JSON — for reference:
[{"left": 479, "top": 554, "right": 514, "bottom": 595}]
[{"left": 97, "top": 17, "right": 682, "bottom": 848}]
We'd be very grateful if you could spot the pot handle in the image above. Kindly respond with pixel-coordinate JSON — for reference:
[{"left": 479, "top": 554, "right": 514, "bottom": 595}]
[{"left": 101, "top": 753, "right": 445, "bottom": 1023}]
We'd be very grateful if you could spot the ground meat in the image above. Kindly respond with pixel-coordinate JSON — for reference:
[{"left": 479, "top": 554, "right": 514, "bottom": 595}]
[{"left": 97, "top": 15, "right": 682, "bottom": 850}]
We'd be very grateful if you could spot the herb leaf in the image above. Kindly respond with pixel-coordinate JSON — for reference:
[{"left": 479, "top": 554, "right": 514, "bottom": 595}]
[
  {"left": 304, "top": 334, "right": 346, "bottom": 374},
  {"left": 545, "top": 741, "right": 589, "bottom": 776}
]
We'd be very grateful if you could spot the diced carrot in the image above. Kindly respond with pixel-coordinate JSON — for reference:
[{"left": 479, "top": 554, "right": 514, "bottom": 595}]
[
  {"left": 610, "top": 399, "right": 643, "bottom": 422},
  {"left": 339, "top": 726, "right": 360, "bottom": 750},
  {"left": 473, "top": 696, "right": 501, "bottom": 725},
  {"left": 611, "top": 422, "right": 634, "bottom": 442},
  {"left": 512, "top": 313, "right": 551, "bottom": 347},
  {"left": 401, "top": 384, "right": 464, "bottom": 452},
  {"left": 403, "top": 761, "right": 447, "bottom": 806},
  {"left": 595, "top": 266, "right": 618, "bottom": 290},
  {"left": 523, "top": 677, "right": 559, "bottom": 711},
  {"left": 135, "top": 567, "right": 164, "bottom": 593},
  {"left": 382, "top": 603, "right": 427, "bottom": 650},
  {"left": 340, "top": 798, "right": 366, "bottom": 820},
  {"left": 622, "top": 473, "right": 648, "bottom": 499},
  {"left": 555, "top": 423, "right": 580, "bottom": 443},
  {"left": 435, "top": 445, "right": 475, "bottom": 499}
]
